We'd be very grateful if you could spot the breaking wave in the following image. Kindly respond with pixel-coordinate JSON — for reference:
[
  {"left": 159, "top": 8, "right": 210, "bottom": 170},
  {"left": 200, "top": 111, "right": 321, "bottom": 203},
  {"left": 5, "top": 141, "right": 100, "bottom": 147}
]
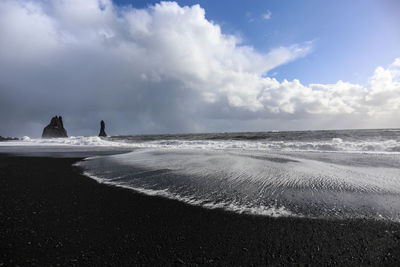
[{"left": 2, "top": 134, "right": 400, "bottom": 153}]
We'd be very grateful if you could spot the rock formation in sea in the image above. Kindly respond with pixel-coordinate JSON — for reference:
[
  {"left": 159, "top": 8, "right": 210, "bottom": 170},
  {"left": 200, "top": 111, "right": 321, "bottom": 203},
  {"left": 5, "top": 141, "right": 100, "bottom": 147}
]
[
  {"left": 99, "top": 120, "right": 107, "bottom": 137},
  {"left": 42, "top": 116, "right": 68, "bottom": 138}
]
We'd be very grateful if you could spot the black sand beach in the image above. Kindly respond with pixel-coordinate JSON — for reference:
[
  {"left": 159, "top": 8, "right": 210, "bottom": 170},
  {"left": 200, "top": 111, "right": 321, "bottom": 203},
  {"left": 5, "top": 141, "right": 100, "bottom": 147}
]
[{"left": 1, "top": 155, "right": 400, "bottom": 266}]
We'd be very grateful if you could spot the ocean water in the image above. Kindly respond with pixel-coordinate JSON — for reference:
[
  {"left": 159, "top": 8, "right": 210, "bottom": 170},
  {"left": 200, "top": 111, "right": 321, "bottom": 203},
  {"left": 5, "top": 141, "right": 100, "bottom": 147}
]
[{"left": 2, "top": 129, "right": 400, "bottom": 221}]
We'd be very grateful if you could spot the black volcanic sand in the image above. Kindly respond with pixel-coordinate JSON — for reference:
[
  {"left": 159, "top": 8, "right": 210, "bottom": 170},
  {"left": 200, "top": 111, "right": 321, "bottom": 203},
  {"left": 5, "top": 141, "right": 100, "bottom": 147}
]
[{"left": 1, "top": 155, "right": 400, "bottom": 266}]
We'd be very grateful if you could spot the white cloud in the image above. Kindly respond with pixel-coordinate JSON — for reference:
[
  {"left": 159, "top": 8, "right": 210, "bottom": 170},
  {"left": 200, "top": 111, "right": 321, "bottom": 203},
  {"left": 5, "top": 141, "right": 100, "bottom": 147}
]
[
  {"left": 0, "top": 0, "right": 399, "bottom": 136},
  {"left": 262, "top": 10, "right": 272, "bottom": 20}
]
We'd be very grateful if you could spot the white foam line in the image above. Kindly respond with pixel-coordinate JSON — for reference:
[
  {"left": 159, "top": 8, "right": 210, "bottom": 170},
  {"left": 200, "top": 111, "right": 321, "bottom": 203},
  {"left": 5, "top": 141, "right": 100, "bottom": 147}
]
[
  {"left": 2, "top": 135, "right": 400, "bottom": 154},
  {"left": 79, "top": 169, "right": 299, "bottom": 218},
  {"left": 80, "top": 169, "right": 400, "bottom": 222}
]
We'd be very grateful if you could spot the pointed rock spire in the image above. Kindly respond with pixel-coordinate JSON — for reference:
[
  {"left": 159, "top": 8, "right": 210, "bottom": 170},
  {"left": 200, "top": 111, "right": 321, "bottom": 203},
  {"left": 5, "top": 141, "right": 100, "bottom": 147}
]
[{"left": 99, "top": 120, "right": 107, "bottom": 137}]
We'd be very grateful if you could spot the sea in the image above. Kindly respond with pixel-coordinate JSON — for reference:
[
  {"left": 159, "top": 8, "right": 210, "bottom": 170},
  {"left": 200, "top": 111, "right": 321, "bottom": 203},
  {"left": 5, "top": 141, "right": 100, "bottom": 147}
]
[{"left": 1, "top": 128, "right": 400, "bottom": 222}]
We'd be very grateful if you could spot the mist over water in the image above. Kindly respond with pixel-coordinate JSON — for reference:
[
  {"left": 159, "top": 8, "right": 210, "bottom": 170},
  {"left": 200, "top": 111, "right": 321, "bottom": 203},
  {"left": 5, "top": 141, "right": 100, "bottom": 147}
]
[{"left": 2, "top": 129, "right": 400, "bottom": 220}]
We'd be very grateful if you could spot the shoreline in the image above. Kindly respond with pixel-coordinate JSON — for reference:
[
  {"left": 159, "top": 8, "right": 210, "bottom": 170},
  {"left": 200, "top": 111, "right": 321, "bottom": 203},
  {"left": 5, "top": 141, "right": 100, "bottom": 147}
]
[{"left": 1, "top": 155, "right": 400, "bottom": 265}]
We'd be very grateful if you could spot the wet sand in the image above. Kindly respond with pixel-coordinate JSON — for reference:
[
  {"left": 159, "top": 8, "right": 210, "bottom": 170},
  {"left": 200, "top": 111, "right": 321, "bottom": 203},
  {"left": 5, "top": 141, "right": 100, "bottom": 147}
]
[{"left": 1, "top": 155, "right": 400, "bottom": 265}]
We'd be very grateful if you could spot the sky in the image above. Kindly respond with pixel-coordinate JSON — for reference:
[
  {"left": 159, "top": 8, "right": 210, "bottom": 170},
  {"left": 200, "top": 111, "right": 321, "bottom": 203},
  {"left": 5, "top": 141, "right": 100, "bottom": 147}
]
[{"left": 0, "top": 0, "right": 400, "bottom": 137}]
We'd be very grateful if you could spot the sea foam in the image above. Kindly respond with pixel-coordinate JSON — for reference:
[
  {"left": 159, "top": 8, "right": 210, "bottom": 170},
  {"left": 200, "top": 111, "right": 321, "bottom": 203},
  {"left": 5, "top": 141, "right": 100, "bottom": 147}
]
[
  {"left": 3, "top": 130, "right": 400, "bottom": 220},
  {"left": 77, "top": 148, "right": 400, "bottom": 221},
  {"left": 2, "top": 135, "right": 400, "bottom": 153}
]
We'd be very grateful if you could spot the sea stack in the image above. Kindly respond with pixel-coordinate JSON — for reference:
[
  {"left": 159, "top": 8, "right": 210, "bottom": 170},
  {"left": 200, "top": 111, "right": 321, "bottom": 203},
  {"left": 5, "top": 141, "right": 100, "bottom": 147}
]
[
  {"left": 42, "top": 116, "right": 68, "bottom": 138},
  {"left": 99, "top": 120, "right": 107, "bottom": 137}
]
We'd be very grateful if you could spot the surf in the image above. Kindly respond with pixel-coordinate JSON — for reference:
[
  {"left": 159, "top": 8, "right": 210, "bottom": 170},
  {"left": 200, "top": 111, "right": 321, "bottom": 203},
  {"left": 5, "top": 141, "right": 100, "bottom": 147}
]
[{"left": 76, "top": 148, "right": 400, "bottom": 221}]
